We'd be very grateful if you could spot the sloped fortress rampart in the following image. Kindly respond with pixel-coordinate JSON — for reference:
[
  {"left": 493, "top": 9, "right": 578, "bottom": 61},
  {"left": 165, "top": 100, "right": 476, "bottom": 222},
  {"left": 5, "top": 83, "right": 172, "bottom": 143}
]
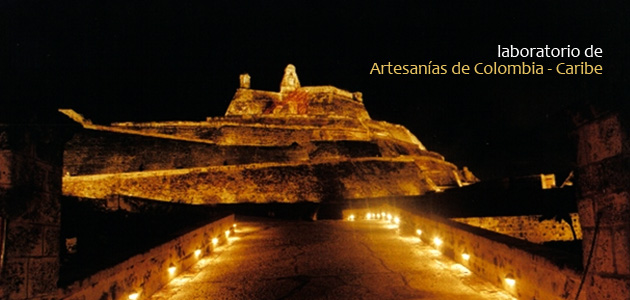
[{"left": 61, "top": 65, "right": 477, "bottom": 203}]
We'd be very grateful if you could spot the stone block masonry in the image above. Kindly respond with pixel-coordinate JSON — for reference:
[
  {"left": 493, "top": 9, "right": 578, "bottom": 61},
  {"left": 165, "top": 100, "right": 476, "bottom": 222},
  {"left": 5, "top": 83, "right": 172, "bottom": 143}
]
[
  {"left": 573, "top": 108, "right": 630, "bottom": 300},
  {"left": 0, "top": 111, "right": 76, "bottom": 300}
]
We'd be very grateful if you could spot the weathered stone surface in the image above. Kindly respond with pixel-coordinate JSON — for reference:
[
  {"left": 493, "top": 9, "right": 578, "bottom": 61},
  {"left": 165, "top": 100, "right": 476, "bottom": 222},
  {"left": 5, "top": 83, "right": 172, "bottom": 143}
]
[
  {"left": 60, "top": 65, "right": 476, "bottom": 204},
  {"left": 453, "top": 213, "right": 582, "bottom": 244},
  {"left": 588, "top": 275, "right": 630, "bottom": 300},
  {"left": 43, "top": 226, "right": 60, "bottom": 256},
  {"left": 613, "top": 225, "right": 630, "bottom": 274},
  {"left": 63, "top": 130, "right": 383, "bottom": 176},
  {"left": 63, "top": 158, "right": 438, "bottom": 203},
  {"left": 592, "top": 228, "right": 615, "bottom": 274},
  {"left": 576, "top": 154, "right": 630, "bottom": 198},
  {"left": 2, "top": 258, "right": 28, "bottom": 299},
  {"left": 576, "top": 114, "right": 625, "bottom": 167},
  {"left": 0, "top": 150, "right": 13, "bottom": 186},
  {"left": 28, "top": 257, "right": 59, "bottom": 297},
  {"left": 0, "top": 112, "right": 75, "bottom": 300},
  {"left": 574, "top": 110, "right": 630, "bottom": 299},
  {"left": 576, "top": 197, "right": 595, "bottom": 227},
  {"left": 6, "top": 222, "right": 43, "bottom": 257}
]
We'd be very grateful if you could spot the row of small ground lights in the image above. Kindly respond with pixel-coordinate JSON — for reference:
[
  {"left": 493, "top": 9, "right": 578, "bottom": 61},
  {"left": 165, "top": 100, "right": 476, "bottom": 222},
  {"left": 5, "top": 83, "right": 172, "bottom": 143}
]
[
  {"left": 126, "top": 223, "right": 238, "bottom": 300},
  {"left": 347, "top": 212, "right": 517, "bottom": 291}
]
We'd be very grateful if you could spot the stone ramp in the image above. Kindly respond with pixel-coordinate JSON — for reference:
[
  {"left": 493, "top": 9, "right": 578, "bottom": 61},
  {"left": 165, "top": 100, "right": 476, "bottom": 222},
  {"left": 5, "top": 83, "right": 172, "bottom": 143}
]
[{"left": 150, "top": 217, "right": 514, "bottom": 300}]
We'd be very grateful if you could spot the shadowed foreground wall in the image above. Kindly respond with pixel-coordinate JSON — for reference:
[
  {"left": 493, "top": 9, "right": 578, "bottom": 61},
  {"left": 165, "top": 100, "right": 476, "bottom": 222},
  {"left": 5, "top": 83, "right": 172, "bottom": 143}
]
[
  {"left": 0, "top": 113, "right": 75, "bottom": 299},
  {"left": 574, "top": 108, "right": 630, "bottom": 299}
]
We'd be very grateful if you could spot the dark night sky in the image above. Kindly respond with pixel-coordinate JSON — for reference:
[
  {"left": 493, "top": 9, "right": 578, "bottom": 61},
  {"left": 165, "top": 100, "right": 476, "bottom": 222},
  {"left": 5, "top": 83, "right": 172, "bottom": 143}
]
[{"left": 1, "top": 0, "right": 628, "bottom": 180}]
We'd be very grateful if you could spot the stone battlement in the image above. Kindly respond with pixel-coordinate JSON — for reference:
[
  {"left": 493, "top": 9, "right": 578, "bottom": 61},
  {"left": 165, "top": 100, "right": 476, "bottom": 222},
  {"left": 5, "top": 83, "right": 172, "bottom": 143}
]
[{"left": 225, "top": 65, "right": 367, "bottom": 118}]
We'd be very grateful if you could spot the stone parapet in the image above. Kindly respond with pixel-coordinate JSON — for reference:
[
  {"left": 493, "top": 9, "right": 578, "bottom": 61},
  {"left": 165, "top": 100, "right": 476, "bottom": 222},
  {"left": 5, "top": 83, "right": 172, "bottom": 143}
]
[
  {"left": 343, "top": 205, "right": 584, "bottom": 300},
  {"left": 61, "top": 214, "right": 235, "bottom": 300},
  {"left": 453, "top": 213, "right": 582, "bottom": 244}
]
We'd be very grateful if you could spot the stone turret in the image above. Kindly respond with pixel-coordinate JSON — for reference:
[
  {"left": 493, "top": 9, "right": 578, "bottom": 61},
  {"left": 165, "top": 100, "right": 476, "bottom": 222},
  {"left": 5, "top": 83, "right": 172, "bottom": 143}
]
[
  {"left": 280, "top": 64, "right": 300, "bottom": 94},
  {"left": 239, "top": 73, "right": 251, "bottom": 89}
]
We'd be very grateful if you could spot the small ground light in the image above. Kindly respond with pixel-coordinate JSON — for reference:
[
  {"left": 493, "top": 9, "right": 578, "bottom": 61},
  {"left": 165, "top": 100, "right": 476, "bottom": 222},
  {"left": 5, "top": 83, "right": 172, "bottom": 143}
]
[
  {"left": 462, "top": 253, "right": 470, "bottom": 261},
  {"left": 212, "top": 237, "right": 219, "bottom": 246},
  {"left": 168, "top": 265, "right": 176, "bottom": 275},
  {"left": 225, "top": 230, "right": 231, "bottom": 238},
  {"left": 232, "top": 223, "right": 237, "bottom": 228},
  {"left": 194, "top": 249, "right": 202, "bottom": 257},
  {"left": 505, "top": 274, "right": 516, "bottom": 287},
  {"left": 128, "top": 292, "right": 140, "bottom": 300},
  {"left": 416, "top": 229, "right": 422, "bottom": 235},
  {"left": 393, "top": 217, "right": 400, "bottom": 224},
  {"left": 387, "top": 213, "right": 392, "bottom": 221},
  {"left": 433, "top": 237, "right": 443, "bottom": 247},
  {"left": 348, "top": 214, "right": 355, "bottom": 221},
  {"left": 366, "top": 212, "right": 372, "bottom": 220}
]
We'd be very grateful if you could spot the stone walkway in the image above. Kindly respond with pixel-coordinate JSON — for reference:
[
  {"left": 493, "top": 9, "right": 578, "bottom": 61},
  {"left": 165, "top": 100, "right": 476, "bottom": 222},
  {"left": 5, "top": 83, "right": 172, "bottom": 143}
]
[{"left": 150, "top": 217, "right": 515, "bottom": 300}]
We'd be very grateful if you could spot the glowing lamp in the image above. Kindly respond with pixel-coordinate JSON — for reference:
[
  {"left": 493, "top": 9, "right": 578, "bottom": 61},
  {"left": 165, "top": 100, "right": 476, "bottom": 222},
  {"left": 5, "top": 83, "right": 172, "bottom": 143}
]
[
  {"left": 212, "top": 237, "right": 219, "bottom": 246},
  {"left": 168, "top": 265, "right": 176, "bottom": 275},
  {"left": 505, "top": 274, "right": 516, "bottom": 287},
  {"left": 194, "top": 249, "right": 202, "bottom": 257},
  {"left": 366, "top": 212, "right": 372, "bottom": 220},
  {"left": 225, "top": 230, "right": 231, "bottom": 238},
  {"left": 128, "top": 292, "right": 140, "bottom": 300},
  {"left": 433, "top": 237, "right": 443, "bottom": 247},
  {"left": 232, "top": 223, "right": 237, "bottom": 228},
  {"left": 348, "top": 214, "right": 355, "bottom": 221},
  {"left": 387, "top": 213, "right": 392, "bottom": 221},
  {"left": 416, "top": 229, "right": 422, "bottom": 236},
  {"left": 393, "top": 217, "right": 400, "bottom": 224},
  {"left": 462, "top": 253, "right": 470, "bottom": 261}
]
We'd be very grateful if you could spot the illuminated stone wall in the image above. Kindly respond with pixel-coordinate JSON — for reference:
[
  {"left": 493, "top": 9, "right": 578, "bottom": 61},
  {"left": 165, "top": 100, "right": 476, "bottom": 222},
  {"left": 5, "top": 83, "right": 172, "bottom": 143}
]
[
  {"left": 225, "top": 85, "right": 370, "bottom": 119},
  {"left": 574, "top": 109, "right": 630, "bottom": 299},
  {"left": 62, "top": 158, "right": 437, "bottom": 204},
  {"left": 0, "top": 113, "right": 75, "bottom": 299},
  {"left": 61, "top": 118, "right": 463, "bottom": 203},
  {"left": 452, "top": 213, "right": 582, "bottom": 243},
  {"left": 63, "top": 129, "right": 383, "bottom": 176},
  {"left": 343, "top": 205, "right": 583, "bottom": 300},
  {"left": 61, "top": 214, "right": 235, "bottom": 300}
]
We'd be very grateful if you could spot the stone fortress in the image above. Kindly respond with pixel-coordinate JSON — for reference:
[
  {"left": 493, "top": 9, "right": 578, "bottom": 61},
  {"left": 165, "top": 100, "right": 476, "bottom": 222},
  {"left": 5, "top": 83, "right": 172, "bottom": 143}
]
[
  {"left": 6, "top": 64, "right": 629, "bottom": 300},
  {"left": 61, "top": 64, "right": 478, "bottom": 204}
]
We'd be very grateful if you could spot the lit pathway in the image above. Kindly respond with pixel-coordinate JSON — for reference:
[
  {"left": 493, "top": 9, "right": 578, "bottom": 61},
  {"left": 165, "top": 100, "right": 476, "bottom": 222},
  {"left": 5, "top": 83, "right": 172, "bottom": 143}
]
[{"left": 150, "top": 217, "right": 515, "bottom": 300}]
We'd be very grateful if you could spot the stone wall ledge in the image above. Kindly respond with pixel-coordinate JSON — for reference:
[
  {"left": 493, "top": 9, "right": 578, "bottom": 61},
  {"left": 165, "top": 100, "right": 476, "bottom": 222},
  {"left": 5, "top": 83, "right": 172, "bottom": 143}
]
[
  {"left": 63, "top": 156, "right": 426, "bottom": 180},
  {"left": 60, "top": 214, "right": 235, "bottom": 300},
  {"left": 343, "top": 205, "right": 584, "bottom": 300}
]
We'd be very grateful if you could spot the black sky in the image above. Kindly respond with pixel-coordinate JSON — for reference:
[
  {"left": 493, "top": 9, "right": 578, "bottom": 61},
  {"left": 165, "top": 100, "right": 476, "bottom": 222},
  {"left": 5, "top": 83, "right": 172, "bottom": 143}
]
[{"left": 2, "top": 0, "right": 628, "bottom": 180}]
